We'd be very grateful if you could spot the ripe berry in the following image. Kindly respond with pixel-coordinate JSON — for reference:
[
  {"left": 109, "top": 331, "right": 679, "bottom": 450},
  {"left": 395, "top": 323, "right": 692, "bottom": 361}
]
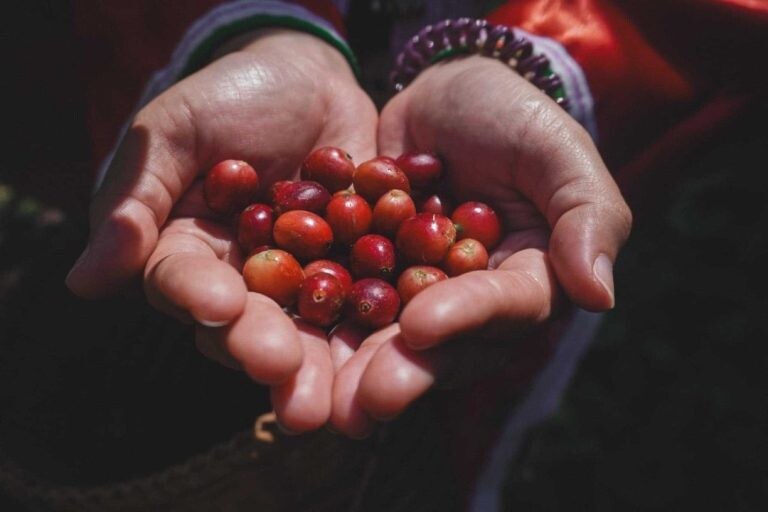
[
  {"left": 396, "top": 213, "right": 457, "bottom": 265},
  {"left": 237, "top": 203, "right": 274, "bottom": 253},
  {"left": 242, "top": 249, "right": 304, "bottom": 306},
  {"left": 396, "top": 266, "right": 448, "bottom": 305},
  {"left": 303, "top": 259, "right": 353, "bottom": 295},
  {"left": 395, "top": 152, "right": 443, "bottom": 189},
  {"left": 271, "top": 180, "right": 331, "bottom": 215},
  {"left": 273, "top": 210, "right": 334, "bottom": 261},
  {"left": 352, "top": 157, "right": 411, "bottom": 203},
  {"left": 443, "top": 238, "right": 489, "bottom": 276},
  {"left": 350, "top": 234, "right": 396, "bottom": 280},
  {"left": 346, "top": 278, "right": 401, "bottom": 329},
  {"left": 298, "top": 273, "right": 346, "bottom": 328},
  {"left": 452, "top": 201, "right": 502, "bottom": 250},
  {"left": 204, "top": 160, "right": 260, "bottom": 215},
  {"left": 418, "top": 193, "right": 454, "bottom": 216},
  {"left": 301, "top": 146, "right": 356, "bottom": 192},
  {"left": 324, "top": 191, "right": 372, "bottom": 245},
  {"left": 373, "top": 189, "right": 416, "bottom": 237}
]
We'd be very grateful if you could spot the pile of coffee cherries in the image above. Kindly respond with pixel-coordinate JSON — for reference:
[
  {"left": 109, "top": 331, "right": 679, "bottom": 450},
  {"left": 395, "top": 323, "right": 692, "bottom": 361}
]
[{"left": 203, "top": 148, "right": 501, "bottom": 330}]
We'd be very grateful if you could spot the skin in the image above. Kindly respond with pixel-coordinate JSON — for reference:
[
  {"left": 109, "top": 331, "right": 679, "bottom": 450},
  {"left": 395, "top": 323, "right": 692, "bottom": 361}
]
[
  {"left": 65, "top": 32, "right": 631, "bottom": 437},
  {"left": 330, "top": 56, "right": 632, "bottom": 437}
]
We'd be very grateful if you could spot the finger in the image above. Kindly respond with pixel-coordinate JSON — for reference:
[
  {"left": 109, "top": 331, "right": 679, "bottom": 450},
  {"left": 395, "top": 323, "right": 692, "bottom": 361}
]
[
  {"left": 144, "top": 218, "right": 247, "bottom": 326},
  {"left": 271, "top": 321, "right": 334, "bottom": 433},
  {"left": 330, "top": 324, "right": 400, "bottom": 438},
  {"left": 399, "top": 244, "right": 558, "bottom": 350},
  {"left": 357, "top": 322, "right": 555, "bottom": 419},
  {"left": 356, "top": 334, "right": 435, "bottom": 421},
  {"left": 194, "top": 325, "right": 243, "bottom": 371},
  {"left": 514, "top": 112, "right": 632, "bottom": 311},
  {"left": 328, "top": 321, "right": 367, "bottom": 372},
  {"left": 195, "top": 293, "right": 303, "bottom": 382},
  {"left": 66, "top": 96, "right": 199, "bottom": 298},
  {"left": 377, "top": 91, "right": 416, "bottom": 158}
]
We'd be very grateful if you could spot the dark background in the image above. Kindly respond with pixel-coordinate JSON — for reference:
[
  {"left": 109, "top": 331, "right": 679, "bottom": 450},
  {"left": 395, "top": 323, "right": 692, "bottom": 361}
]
[{"left": 1, "top": 1, "right": 767, "bottom": 510}]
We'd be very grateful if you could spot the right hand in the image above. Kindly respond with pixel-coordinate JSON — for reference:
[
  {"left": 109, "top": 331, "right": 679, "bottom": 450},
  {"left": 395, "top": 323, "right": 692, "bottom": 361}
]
[{"left": 65, "top": 29, "right": 379, "bottom": 433}]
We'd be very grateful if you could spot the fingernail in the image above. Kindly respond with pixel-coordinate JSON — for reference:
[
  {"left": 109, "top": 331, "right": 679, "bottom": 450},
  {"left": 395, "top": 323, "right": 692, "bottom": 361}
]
[
  {"left": 593, "top": 253, "right": 615, "bottom": 309},
  {"left": 65, "top": 244, "right": 91, "bottom": 288},
  {"left": 199, "top": 319, "right": 229, "bottom": 328}
]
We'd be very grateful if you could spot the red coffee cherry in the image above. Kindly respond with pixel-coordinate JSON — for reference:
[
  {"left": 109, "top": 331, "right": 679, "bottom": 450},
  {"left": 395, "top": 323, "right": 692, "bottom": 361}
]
[
  {"left": 273, "top": 210, "right": 334, "bottom": 261},
  {"left": 303, "top": 259, "right": 353, "bottom": 295},
  {"left": 350, "top": 234, "right": 396, "bottom": 280},
  {"left": 451, "top": 201, "right": 502, "bottom": 250},
  {"left": 297, "top": 272, "right": 346, "bottom": 328},
  {"left": 301, "top": 146, "right": 356, "bottom": 193},
  {"left": 346, "top": 278, "right": 401, "bottom": 329},
  {"left": 373, "top": 189, "right": 416, "bottom": 237},
  {"left": 324, "top": 191, "right": 373, "bottom": 246},
  {"left": 396, "top": 213, "right": 457, "bottom": 265},
  {"left": 418, "top": 193, "right": 454, "bottom": 216},
  {"left": 270, "top": 180, "right": 331, "bottom": 215},
  {"left": 352, "top": 157, "right": 411, "bottom": 203},
  {"left": 204, "top": 159, "right": 260, "bottom": 215},
  {"left": 242, "top": 249, "right": 304, "bottom": 306},
  {"left": 396, "top": 265, "right": 448, "bottom": 305},
  {"left": 395, "top": 152, "right": 443, "bottom": 189},
  {"left": 237, "top": 203, "right": 274, "bottom": 254},
  {"left": 443, "top": 238, "right": 489, "bottom": 276}
]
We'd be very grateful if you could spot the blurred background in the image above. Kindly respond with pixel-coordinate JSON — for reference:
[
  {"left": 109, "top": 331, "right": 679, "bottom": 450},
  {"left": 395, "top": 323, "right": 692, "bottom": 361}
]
[{"left": 1, "top": 1, "right": 767, "bottom": 510}]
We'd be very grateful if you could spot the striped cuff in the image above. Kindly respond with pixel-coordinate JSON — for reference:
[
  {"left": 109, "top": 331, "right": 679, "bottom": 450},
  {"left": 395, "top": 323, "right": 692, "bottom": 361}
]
[
  {"left": 95, "top": 0, "right": 356, "bottom": 190},
  {"left": 514, "top": 28, "right": 598, "bottom": 142}
]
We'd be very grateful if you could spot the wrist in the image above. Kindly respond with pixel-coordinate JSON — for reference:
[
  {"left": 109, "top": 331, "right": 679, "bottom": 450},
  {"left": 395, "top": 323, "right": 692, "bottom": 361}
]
[{"left": 214, "top": 28, "right": 357, "bottom": 83}]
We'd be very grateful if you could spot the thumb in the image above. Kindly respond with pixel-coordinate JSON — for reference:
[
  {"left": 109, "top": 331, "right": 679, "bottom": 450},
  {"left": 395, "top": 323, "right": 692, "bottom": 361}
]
[
  {"left": 519, "top": 119, "right": 632, "bottom": 312},
  {"left": 65, "top": 99, "right": 198, "bottom": 298},
  {"left": 376, "top": 91, "right": 415, "bottom": 158},
  {"left": 316, "top": 92, "right": 379, "bottom": 165}
]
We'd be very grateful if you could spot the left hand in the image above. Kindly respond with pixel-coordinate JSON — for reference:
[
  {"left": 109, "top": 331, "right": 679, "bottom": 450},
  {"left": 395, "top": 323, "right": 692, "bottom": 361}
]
[{"left": 330, "top": 55, "right": 632, "bottom": 437}]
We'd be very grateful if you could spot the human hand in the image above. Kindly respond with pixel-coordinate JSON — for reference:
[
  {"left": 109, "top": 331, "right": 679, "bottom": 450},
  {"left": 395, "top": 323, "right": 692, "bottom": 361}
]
[
  {"left": 65, "top": 30, "right": 378, "bottom": 433},
  {"left": 331, "top": 55, "right": 632, "bottom": 437}
]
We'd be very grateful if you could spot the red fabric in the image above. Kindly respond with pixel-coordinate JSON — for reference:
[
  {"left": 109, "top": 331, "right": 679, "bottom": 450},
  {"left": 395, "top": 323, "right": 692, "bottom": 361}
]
[{"left": 487, "top": 0, "right": 768, "bottom": 173}]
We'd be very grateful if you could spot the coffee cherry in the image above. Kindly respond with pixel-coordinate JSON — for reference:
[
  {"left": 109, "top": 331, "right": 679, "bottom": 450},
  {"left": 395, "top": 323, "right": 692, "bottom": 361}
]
[
  {"left": 418, "top": 193, "right": 453, "bottom": 216},
  {"left": 396, "top": 266, "right": 448, "bottom": 305},
  {"left": 377, "top": 155, "right": 397, "bottom": 165},
  {"left": 248, "top": 244, "right": 275, "bottom": 257},
  {"left": 301, "top": 146, "right": 355, "bottom": 192},
  {"left": 204, "top": 160, "right": 260, "bottom": 215},
  {"left": 373, "top": 189, "right": 416, "bottom": 237},
  {"left": 346, "top": 278, "right": 401, "bottom": 329},
  {"left": 303, "top": 259, "right": 353, "bottom": 295},
  {"left": 452, "top": 201, "right": 502, "bottom": 250},
  {"left": 237, "top": 203, "right": 274, "bottom": 253},
  {"left": 273, "top": 210, "right": 333, "bottom": 261},
  {"left": 271, "top": 180, "right": 331, "bottom": 215},
  {"left": 298, "top": 272, "right": 346, "bottom": 328},
  {"left": 352, "top": 157, "right": 411, "bottom": 203},
  {"left": 242, "top": 249, "right": 304, "bottom": 306},
  {"left": 443, "top": 238, "right": 489, "bottom": 276},
  {"left": 395, "top": 152, "right": 443, "bottom": 189},
  {"left": 324, "top": 191, "right": 373, "bottom": 245},
  {"left": 350, "top": 234, "right": 396, "bottom": 280},
  {"left": 396, "top": 213, "right": 457, "bottom": 265}
]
